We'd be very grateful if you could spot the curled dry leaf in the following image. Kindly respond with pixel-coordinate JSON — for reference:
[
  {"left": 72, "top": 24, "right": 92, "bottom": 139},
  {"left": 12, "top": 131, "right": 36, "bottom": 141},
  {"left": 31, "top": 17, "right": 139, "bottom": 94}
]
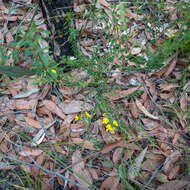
[
  {"left": 31, "top": 120, "right": 56, "bottom": 146},
  {"left": 135, "top": 99, "right": 159, "bottom": 120}
]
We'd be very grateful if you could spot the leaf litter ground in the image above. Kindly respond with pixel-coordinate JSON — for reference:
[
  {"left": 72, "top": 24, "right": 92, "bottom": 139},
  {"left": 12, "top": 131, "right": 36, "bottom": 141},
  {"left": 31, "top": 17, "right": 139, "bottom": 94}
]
[{"left": 0, "top": 0, "right": 190, "bottom": 189}]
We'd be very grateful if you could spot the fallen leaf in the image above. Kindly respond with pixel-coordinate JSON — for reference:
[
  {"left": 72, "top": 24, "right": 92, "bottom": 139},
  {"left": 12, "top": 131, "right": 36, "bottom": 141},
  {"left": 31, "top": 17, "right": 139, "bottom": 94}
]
[
  {"left": 163, "top": 151, "right": 181, "bottom": 174},
  {"left": 60, "top": 100, "right": 93, "bottom": 114},
  {"left": 19, "top": 147, "right": 43, "bottom": 156},
  {"left": 13, "top": 88, "right": 39, "bottom": 99},
  {"left": 72, "top": 150, "right": 93, "bottom": 188},
  {"left": 127, "top": 146, "right": 148, "bottom": 181},
  {"left": 113, "top": 148, "right": 122, "bottom": 164},
  {"left": 43, "top": 100, "right": 66, "bottom": 119},
  {"left": 100, "top": 176, "right": 119, "bottom": 190},
  {"left": 31, "top": 120, "right": 56, "bottom": 146},
  {"left": 31, "top": 152, "right": 45, "bottom": 176},
  {"left": 14, "top": 99, "right": 36, "bottom": 110},
  {"left": 102, "top": 141, "right": 140, "bottom": 154},
  {"left": 88, "top": 168, "right": 99, "bottom": 180},
  {"left": 168, "top": 165, "right": 180, "bottom": 180},
  {"left": 98, "top": 0, "right": 110, "bottom": 9},
  {"left": 136, "top": 99, "right": 159, "bottom": 120},
  {"left": 105, "top": 87, "right": 139, "bottom": 101},
  {"left": 156, "top": 180, "right": 188, "bottom": 190},
  {"left": 71, "top": 138, "right": 94, "bottom": 150},
  {"left": 159, "top": 83, "right": 179, "bottom": 91},
  {"left": 24, "top": 117, "right": 41, "bottom": 129},
  {"left": 180, "top": 93, "right": 187, "bottom": 112},
  {"left": 131, "top": 47, "right": 141, "bottom": 55},
  {"left": 6, "top": 32, "right": 14, "bottom": 43},
  {"left": 130, "top": 99, "right": 138, "bottom": 118}
]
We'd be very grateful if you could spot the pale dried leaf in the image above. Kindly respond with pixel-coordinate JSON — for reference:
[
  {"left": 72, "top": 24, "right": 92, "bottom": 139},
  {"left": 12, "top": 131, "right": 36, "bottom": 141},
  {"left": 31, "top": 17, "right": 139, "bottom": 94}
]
[
  {"left": 31, "top": 120, "right": 56, "bottom": 146},
  {"left": 98, "top": 0, "right": 110, "bottom": 9},
  {"left": 60, "top": 100, "right": 93, "bottom": 114},
  {"left": 13, "top": 88, "right": 39, "bottom": 99},
  {"left": 136, "top": 99, "right": 159, "bottom": 120},
  {"left": 131, "top": 47, "right": 141, "bottom": 55}
]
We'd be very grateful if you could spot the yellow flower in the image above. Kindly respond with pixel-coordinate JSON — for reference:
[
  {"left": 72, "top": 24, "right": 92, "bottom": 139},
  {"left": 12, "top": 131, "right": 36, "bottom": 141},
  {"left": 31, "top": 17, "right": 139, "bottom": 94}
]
[
  {"left": 102, "top": 117, "right": 109, "bottom": 124},
  {"left": 51, "top": 69, "right": 56, "bottom": 74},
  {"left": 75, "top": 115, "right": 79, "bottom": 121},
  {"left": 113, "top": 120, "right": 118, "bottom": 126},
  {"left": 105, "top": 124, "right": 115, "bottom": 134},
  {"left": 85, "top": 112, "right": 91, "bottom": 118},
  {"left": 102, "top": 113, "right": 106, "bottom": 116}
]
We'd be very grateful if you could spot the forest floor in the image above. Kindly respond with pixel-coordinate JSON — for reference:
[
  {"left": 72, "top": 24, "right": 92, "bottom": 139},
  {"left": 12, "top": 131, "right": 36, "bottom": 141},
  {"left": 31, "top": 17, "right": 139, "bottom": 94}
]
[{"left": 0, "top": 0, "right": 190, "bottom": 190}]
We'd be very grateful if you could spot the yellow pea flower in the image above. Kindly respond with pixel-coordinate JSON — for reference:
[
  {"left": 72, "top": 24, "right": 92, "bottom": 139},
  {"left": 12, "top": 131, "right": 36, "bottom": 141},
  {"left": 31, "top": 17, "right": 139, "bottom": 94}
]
[
  {"left": 105, "top": 124, "right": 115, "bottom": 134},
  {"left": 51, "top": 69, "right": 56, "bottom": 74},
  {"left": 75, "top": 115, "right": 79, "bottom": 121},
  {"left": 113, "top": 120, "right": 118, "bottom": 126},
  {"left": 102, "top": 113, "right": 106, "bottom": 116},
  {"left": 85, "top": 112, "right": 91, "bottom": 118},
  {"left": 102, "top": 117, "right": 109, "bottom": 124}
]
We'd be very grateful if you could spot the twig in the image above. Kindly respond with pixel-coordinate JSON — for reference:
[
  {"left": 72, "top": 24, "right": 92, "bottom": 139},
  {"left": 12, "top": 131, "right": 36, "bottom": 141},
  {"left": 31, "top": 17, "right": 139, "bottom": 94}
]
[
  {"left": 0, "top": 153, "right": 90, "bottom": 190},
  {"left": 0, "top": 110, "right": 31, "bottom": 117}
]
